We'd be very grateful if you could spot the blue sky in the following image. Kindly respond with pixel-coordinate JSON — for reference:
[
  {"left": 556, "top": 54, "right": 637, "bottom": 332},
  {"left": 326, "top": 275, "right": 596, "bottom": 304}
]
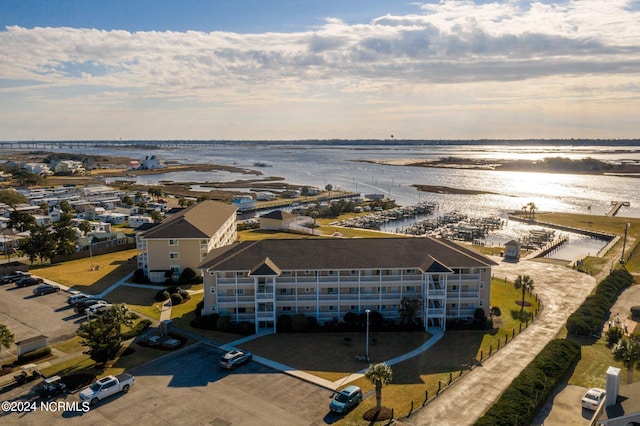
[{"left": 1, "top": 0, "right": 640, "bottom": 140}]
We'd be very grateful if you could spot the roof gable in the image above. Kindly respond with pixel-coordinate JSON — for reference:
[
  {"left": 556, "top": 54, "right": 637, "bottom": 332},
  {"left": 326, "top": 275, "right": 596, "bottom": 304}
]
[{"left": 141, "top": 200, "right": 236, "bottom": 239}]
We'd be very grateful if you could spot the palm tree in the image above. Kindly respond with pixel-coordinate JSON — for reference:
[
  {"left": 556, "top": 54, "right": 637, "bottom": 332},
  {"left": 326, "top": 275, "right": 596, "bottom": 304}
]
[
  {"left": 365, "top": 362, "right": 393, "bottom": 412},
  {"left": 527, "top": 202, "right": 538, "bottom": 220},
  {"left": 613, "top": 335, "right": 640, "bottom": 383},
  {"left": 513, "top": 274, "right": 534, "bottom": 313},
  {"left": 310, "top": 210, "right": 319, "bottom": 235}
]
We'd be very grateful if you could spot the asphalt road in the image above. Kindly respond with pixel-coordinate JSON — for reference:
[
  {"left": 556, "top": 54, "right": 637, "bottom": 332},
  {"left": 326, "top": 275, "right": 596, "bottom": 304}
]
[
  {"left": 0, "top": 278, "right": 81, "bottom": 363},
  {"left": 0, "top": 343, "right": 340, "bottom": 425},
  {"left": 400, "top": 257, "right": 598, "bottom": 426}
]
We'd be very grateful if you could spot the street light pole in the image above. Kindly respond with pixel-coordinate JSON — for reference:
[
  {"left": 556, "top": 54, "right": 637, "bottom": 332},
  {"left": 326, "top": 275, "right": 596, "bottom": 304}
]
[
  {"left": 365, "top": 309, "right": 371, "bottom": 362},
  {"left": 621, "top": 223, "right": 630, "bottom": 264}
]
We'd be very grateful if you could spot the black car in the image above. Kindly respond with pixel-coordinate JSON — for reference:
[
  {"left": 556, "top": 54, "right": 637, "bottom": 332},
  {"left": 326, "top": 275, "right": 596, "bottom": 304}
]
[
  {"left": 15, "top": 277, "right": 44, "bottom": 287},
  {"left": 0, "top": 271, "right": 31, "bottom": 284},
  {"left": 33, "top": 284, "right": 61, "bottom": 296},
  {"left": 38, "top": 376, "right": 67, "bottom": 399}
]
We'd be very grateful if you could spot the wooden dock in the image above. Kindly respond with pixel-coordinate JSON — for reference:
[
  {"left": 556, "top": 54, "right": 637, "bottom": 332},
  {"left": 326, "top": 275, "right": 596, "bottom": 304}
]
[{"left": 607, "top": 201, "right": 630, "bottom": 217}]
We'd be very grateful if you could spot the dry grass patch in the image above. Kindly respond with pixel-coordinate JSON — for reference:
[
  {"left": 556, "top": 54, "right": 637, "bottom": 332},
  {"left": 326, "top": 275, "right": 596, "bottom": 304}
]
[
  {"left": 33, "top": 249, "right": 138, "bottom": 294},
  {"left": 239, "top": 331, "right": 430, "bottom": 381}
]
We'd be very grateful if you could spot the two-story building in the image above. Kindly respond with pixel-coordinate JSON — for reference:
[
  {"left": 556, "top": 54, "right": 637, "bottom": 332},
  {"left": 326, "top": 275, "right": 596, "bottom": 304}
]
[
  {"left": 199, "top": 237, "right": 497, "bottom": 333},
  {"left": 137, "top": 200, "right": 237, "bottom": 282}
]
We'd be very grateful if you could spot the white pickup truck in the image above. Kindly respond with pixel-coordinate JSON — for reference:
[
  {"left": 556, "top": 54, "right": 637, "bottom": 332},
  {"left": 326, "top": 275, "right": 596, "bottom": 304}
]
[{"left": 79, "top": 373, "right": 135, "bottom": 406}]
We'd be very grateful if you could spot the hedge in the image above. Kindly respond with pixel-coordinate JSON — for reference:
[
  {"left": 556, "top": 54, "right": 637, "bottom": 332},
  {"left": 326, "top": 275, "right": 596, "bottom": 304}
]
[
  {"left": 566, "top": 269, "right": 633, "bottom": 336},
  {"left": 475, "top": 339, "right": 581, "bottom": 426},
  {"left": 17, "top": 346, "right": 52, "bottom": 364},
  {"left": 122, "top": 319, "right": 152, "bottom": 340}
]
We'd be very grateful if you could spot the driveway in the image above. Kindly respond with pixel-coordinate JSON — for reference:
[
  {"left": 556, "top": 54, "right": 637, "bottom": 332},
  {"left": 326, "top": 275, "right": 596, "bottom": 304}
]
[
  {"left": 401, "top": 257, "right": 597, "bottom": 426},
  {"left": 0, "top": 343, "right": 338, "bottom": 425},
  {"left": 0, "top": 278, "right": 81, "bottom": 363}
]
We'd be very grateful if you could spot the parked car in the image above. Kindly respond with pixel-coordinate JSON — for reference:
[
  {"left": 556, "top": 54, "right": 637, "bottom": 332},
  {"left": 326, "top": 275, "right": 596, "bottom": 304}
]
[
  {"left": 33, "top": 284, "right": 61, "bottom": 296},
  {"left": 74, "top": 299, "right": 108, "bottom": 314},
  {"left": 15, "top": 276, "right": 44, "bottom": 287},
  {"left": 329, "top": 385, "right": 363, "bottom": 414},
  {"left": 582, "top": 388, "right": 606, "bottom": 410},
  {"left": 79, "top": 373, "right": 135, "bottom": 406},
  {"left": 1, "top": 271, "right": 31, "bottom": 284},
  {"left": 219, "top": 350, "right": 253, "bottom": 369},
  {"left": 38, "top": 375, "right": 67, "bottom": 399},
  {"left": 85, "top": 303, "right": 113, "bottom": 317},
  {"left": 67, "top": 293, "right": 91, "bottom": 305}
]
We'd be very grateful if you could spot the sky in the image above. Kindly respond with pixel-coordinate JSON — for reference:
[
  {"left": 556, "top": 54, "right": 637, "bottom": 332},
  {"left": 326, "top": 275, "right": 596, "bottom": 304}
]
[{"left": 1, "top": 0, "right": 639, "bottom": 141}]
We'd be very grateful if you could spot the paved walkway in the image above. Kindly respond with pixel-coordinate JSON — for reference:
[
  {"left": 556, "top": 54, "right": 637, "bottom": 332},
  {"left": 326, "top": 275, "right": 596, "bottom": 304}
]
[{"left": 400, "top": 257, "right": 598, "bottom": 426}]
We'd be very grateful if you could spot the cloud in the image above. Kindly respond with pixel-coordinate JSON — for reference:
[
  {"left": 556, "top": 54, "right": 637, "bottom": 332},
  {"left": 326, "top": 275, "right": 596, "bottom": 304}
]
[{"left": 1, "top": 0, "right": 640, "bottom": 139}]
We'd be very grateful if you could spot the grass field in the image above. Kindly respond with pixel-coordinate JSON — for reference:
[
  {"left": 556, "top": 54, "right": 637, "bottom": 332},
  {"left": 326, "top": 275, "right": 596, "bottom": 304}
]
[{"left": 32, "top": 249, "right": 138, "bottom": 294}]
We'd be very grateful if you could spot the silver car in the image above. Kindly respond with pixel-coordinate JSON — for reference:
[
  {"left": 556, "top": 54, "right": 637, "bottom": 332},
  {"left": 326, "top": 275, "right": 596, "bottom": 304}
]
[
  {"left": 330, "top": 385, "right": 363, "bottom": 413},
  {"left": 219, "top": 350, "right": 252, "bottom": 369}
]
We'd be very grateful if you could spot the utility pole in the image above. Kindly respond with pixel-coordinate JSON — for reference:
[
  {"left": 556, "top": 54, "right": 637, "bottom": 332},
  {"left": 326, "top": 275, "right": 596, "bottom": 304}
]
[{"left": 621, "top": 223, "right": 630, "bottom": 264}]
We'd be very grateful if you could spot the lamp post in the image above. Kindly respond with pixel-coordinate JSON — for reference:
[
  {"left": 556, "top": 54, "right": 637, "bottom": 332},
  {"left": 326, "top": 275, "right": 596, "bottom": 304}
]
[
  {"left": 621, "top": 223, "right": 630, "bottom": 264},
  {"left": 365, "top": 309, "right": 371, "bottom": 362}
]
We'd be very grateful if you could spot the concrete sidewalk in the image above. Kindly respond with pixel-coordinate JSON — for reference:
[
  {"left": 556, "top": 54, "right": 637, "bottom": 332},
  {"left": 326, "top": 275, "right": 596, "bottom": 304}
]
[{"left": 400, "top": 257, "right": 598, "bottom": 426}]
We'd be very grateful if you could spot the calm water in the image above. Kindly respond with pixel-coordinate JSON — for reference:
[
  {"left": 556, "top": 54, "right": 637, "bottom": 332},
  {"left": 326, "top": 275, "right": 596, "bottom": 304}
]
[{"left": 44, "top": 140, "right": 640, "bottom": 261}]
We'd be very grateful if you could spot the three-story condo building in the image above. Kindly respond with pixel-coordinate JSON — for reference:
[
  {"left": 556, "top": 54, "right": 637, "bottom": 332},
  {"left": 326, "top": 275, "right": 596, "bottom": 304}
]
[
  {"left": 199, "top": 237, "right": 497, "bottom": 333},
  {"left": 137, "top": 200, "right": 237, "bottom": 282}
]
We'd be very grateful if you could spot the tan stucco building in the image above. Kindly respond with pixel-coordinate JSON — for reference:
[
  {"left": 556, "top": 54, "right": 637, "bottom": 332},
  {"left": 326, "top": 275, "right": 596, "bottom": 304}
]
[{"left": 137, "top": 200, "right": 237, "bottom": 282}]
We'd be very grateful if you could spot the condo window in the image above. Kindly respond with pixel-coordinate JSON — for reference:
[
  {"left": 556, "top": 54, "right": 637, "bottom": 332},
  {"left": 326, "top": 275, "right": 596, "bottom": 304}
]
[
  {"left": 282, "top": 306, "right": 292, "bottom": 312},
  {"left": 169, "top": 239, "right": 179, "bottom": 246},
  {"left": 234, "top": 289, "right": 245, "bottom": 296},
  {"left": 210, "top": 287, "right": 215, "bottom": 293},
  {"left": 405, "top": 286, "right": 416, "bottom": 292},
  {"left": 169, "top": 252, "right": 179, "bottom": 260}
]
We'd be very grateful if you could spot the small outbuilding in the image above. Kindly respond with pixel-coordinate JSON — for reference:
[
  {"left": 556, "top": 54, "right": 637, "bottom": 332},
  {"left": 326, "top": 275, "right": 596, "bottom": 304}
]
[
  {"left": 504, "top": 240, "right": 521, "bottom": 260},
  {"left": 16, "top": 335, "right": 48, "bottom": 356}
]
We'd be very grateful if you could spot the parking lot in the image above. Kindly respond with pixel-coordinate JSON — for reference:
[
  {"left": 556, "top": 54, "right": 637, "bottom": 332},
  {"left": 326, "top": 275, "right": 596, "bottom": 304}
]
[
  {"left": 0, "top": 278, "right": 82, "bottom": 363},
  {"left": 1, "top": 343, "right": 340, "bottom": 425}
]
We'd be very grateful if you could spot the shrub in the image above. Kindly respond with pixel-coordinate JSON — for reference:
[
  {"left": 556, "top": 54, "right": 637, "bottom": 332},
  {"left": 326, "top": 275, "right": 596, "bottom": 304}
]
[
  {"left": 566, "top": 269, "right": 633, "bottom": 336},
  {"left": 277, "top": 314, "right": 293, "bottom": 332},
  {"left": 17, "top": 346, "right": 52, "bottom": 364},
  {"left": 631, "top": 306, "right": 640, "bottom": 319},
  {"left": 217, "top": 315, "right": 231, "bottom": 332},
  {"left": 122, "top": 319, "right": 152, "bottom": 340},
  {"left": 606, "top": 326, "right": 624, "bottom": 348},
  {"left": 179, "top": 268, "right": 196, "bottom": 284},
  {"left": 195, "top": 300, "right": 204, "bottom": 317},
  {"left": 292, "top": 314, "right": 309, "bottom": 332},
  {"left": 155, "top": 290, "right": 170, "bottom": 302},
  {"left": 369, "top": 310, "right": 384, "bottom": 329},
  {"left": 170, "top": 292, "right": 183, "bottom": 305},
  {"left": 132, "top": 268, "right": 149, "bottom": 284},
  {"left": 475, "top": 339, "right": 580, "bottom": 426},
  {"left": 491, "top": 306, "right": 502, "bottom": 317},
  {"left": 344, "top": 311, "right": 358, "bottom": 326},
  {"left": 191, "top": 313, "right": 219, "bottom": 330}
]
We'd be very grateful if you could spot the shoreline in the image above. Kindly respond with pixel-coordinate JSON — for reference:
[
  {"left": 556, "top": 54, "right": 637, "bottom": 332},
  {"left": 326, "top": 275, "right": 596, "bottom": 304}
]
[{"left": 356, "top": 158, "right": 640, "bottom": 177}]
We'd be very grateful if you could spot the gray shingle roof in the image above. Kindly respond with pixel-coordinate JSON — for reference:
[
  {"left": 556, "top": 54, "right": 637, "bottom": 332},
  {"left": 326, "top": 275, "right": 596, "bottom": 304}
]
[
  {"left": 140, "top": 200, "right": 236, "bottom": 240},
  {"left": 199, "top": 237, "right": 497, "bottom": 272}
]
